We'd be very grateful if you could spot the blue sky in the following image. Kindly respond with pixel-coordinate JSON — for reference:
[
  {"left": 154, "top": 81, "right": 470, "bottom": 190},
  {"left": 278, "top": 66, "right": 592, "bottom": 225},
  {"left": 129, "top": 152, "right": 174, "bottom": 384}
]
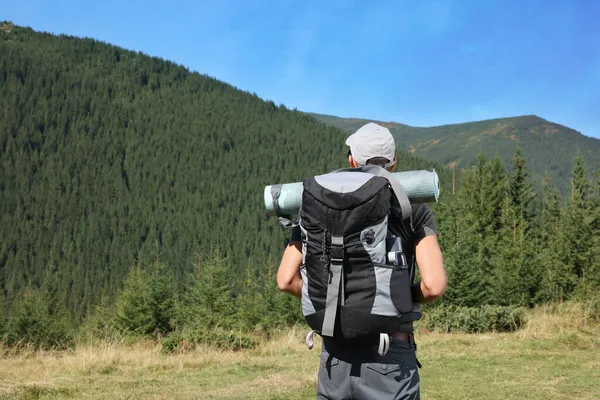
[{"left": 3, "top": 0, "right": 600, "bottom": 138}]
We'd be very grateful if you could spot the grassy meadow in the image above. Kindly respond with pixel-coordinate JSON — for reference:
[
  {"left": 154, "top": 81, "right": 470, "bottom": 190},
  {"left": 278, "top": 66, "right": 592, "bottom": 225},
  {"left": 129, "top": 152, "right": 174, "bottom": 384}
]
[{"left": 0, "top": 303, "right": 598, "bottom": 400}]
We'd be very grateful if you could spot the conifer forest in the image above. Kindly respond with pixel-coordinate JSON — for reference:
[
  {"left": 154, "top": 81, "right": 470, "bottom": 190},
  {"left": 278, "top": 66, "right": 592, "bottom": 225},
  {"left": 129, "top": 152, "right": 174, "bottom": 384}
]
[{"left": 1, "top": 23, "right": 599, "bottom": 349}]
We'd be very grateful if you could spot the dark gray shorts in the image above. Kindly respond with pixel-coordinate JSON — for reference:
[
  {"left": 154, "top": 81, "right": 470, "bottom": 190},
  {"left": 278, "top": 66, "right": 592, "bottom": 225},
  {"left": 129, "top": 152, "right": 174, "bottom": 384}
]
[{"left": 316, "top": 338, "right": 420, "bottom": 400}]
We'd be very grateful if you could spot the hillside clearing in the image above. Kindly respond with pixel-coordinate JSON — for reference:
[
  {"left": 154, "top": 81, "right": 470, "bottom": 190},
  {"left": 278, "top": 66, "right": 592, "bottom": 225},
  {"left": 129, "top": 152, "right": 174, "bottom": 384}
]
[{"left": 1, "top": 305, "right": 599, "bottom": 400}]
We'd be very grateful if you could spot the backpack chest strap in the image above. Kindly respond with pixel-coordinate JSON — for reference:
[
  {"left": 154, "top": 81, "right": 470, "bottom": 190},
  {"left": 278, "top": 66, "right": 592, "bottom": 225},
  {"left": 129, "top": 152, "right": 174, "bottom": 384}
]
[{"left": 322, "top": 235, "right": 344, "bottom": 337}]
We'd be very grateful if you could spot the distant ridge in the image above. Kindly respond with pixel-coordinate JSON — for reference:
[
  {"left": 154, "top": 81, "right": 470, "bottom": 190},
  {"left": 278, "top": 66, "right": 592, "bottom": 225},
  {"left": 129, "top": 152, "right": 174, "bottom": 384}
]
[{"left": 309, "top": 113, "right": 600, "bottom": 194}]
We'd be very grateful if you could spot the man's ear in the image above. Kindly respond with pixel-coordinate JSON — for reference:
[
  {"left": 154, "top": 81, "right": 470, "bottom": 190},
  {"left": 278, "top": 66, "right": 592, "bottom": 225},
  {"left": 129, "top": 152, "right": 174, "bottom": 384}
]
[{"left": 386, "top": 156, "right": 397, "bottom": 172}]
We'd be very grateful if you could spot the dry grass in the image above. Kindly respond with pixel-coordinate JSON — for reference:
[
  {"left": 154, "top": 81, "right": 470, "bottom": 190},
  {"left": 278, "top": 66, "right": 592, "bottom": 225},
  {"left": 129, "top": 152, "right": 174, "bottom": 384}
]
[
  {"left": 0, "top": 304, "right": 598, "bottom": 399},
  {"left": 517, "top": 302, "right": 598, "bottom": 335},
  {"left": 0, "top": 326, "right": 320, "bottom": 400}
]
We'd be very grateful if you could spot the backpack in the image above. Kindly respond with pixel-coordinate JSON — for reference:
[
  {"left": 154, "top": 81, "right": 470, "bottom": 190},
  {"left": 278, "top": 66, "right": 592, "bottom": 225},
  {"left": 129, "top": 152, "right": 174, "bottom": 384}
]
[{"left": 298, "top": 165, "right": 421, "bottom": 353}]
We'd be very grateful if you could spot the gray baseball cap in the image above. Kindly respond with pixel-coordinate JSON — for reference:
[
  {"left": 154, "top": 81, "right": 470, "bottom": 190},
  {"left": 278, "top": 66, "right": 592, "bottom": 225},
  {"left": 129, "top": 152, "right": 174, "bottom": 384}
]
[{"left": 345, "top": 122, "right": 396, "bottom": 167}]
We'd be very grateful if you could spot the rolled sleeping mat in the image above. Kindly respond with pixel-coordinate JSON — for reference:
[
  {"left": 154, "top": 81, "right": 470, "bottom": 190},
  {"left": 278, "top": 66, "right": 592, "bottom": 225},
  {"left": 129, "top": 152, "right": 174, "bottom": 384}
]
[{"left": 264, "top": 169, "right": 440, "bottom": 217}]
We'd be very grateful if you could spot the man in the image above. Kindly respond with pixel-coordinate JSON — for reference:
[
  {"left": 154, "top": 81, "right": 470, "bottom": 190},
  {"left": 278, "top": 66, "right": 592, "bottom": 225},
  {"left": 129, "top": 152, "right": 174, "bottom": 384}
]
[{"left": 277, "top": 122, "right": 447, "bottom": 400}]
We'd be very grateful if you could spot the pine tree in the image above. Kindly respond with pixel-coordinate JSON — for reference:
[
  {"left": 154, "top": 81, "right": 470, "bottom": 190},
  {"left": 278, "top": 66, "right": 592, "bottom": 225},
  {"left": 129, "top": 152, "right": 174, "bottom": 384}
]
[
  {"left": 539, "top": 176, "right": 561, "bottom": 236},
  {"left": 4, "top": 286, "right": 73, "bottom": 349},
  {"left": 495, "top": 147, "right": 538, "bottom": 306},
  {"left": 114, "top": 259, "right": 175, "bottom": 337},
  {"left": 569, "top": 155, "right": 593, "bottom": 287},
  {"left": 583, "top": 170, "right": 600, "bottom": 290},
  {"left": 236, "top": 265, "right": 264, "bottom": 331},
  {"left": 181, "top": 249, "right": 236, "bottom": 329},
  {"left": 435, "top": 191, "right": 483, "bottom": 306},
  {"left": 441, "top": 154, "right": 505, "bottom": 306},
  {"left": 536, "top": 177, "right": 570, "bottom": 302},
  {"left": 508, "top": 146, "right": 535, "bottom": 227},
  {"left": 543, "top": 154, "right": 593, "bottom": 300},
  {"left": 114, "top": 266, "right": 154, "bottom": 336}
]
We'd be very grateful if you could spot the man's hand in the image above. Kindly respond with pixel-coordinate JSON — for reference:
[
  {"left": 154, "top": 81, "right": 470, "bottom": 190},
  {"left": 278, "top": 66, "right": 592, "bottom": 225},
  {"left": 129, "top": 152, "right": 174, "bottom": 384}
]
[
  {"left": 414, "top": 234, "right": 447, "bottom": 303},
  {"left": 276, "top": 241, "right": 303, "bottom": 298}
]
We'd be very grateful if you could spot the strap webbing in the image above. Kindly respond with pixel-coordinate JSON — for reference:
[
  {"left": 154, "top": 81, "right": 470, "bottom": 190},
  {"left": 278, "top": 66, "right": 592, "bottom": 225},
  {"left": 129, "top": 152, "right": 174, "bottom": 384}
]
[
  {"left": 359, "top": 165, "right": 412, "bottom": 221},
  {"left": 272, "top": 184, "right": 300, "bottom": 228},
  {"left": 270, "top": 184, "right": 284, "bottom": 217},
  {"left": 321, "top": 235, "right": 344, "bottom": 337}
]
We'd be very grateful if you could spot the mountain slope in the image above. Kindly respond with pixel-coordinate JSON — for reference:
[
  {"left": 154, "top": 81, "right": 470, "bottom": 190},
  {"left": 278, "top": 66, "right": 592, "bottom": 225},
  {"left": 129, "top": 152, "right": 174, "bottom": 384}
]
[
  {"left": 310, "top": 113, "right": 600, "bottom": 194},
  {"left": 0, "top": 22, "right": 450, "bottom": 318}
]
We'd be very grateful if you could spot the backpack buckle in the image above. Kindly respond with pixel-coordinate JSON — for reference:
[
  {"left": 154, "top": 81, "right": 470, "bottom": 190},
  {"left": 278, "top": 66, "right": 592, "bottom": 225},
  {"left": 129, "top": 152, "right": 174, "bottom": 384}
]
[{"left": 330, "top": 236, "right": 344, "bottom": 264}]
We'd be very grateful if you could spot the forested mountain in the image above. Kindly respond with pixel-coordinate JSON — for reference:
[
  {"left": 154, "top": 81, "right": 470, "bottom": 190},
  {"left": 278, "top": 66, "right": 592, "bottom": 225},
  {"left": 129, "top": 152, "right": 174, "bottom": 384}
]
[
  {"left": 310, "top": 113, "right": 600, "bottom": 194},
  {"left": 1, "top": 23, "right": 599, "bottom": 348},
  {"left": 0, "top": 22, "right": 450, "bottom": 320}
]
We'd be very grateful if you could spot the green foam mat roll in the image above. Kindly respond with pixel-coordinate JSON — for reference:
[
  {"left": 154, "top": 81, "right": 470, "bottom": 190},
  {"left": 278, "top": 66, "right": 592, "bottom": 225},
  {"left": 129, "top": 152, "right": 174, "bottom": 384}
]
[{"left": 264, "top": 169, "right": 439, "bottom": 217}]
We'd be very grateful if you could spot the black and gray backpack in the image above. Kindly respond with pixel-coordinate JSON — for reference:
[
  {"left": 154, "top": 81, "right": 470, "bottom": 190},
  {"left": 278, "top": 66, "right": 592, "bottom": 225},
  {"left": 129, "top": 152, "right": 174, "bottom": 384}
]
[{"left": 298, "top": 165, "right": 420, "bottom": 354}]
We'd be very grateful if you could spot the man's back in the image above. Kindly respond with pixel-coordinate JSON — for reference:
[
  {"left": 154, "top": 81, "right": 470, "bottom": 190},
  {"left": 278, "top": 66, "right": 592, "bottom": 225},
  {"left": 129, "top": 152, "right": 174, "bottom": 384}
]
[{"left": 277, "top": 121, "right": 447, "bottom": 400}]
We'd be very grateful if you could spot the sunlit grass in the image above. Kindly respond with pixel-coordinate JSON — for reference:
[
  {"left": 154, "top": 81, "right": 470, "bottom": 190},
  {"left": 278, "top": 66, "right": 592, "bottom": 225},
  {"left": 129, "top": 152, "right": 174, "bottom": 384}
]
[{"left": 0, "top": 303, "right": 598, "bottom": 399}]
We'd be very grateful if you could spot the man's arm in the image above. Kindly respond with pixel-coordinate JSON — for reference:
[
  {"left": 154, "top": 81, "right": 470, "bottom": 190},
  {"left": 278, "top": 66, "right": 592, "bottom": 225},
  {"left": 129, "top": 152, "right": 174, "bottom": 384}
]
[
  {"left": 412, "top": 234, "right": 447, "bottom": 303},
  {"left": 276, "top": 241, "right": 303, "bottom": 298}
]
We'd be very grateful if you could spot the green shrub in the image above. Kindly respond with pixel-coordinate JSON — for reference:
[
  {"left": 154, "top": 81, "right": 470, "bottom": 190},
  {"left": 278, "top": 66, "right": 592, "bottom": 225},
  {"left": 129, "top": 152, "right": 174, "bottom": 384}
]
[
  {"left": 114, "top": 263, "right": 175, "bottom": 338},
  {"left": 161, "top": 327, "right": 258, "bottom": 353},
  {"left": 4, "top": 288, "right": 75, "bottom": 350},
  {"left": 426, "top": 305, "right": 526, "bottom": 333},
  {"left": 161, "top": 331, "right": 184, "bottom": 354},
  {"left": 76, "top": 298, "right": 136, "bottom": 346},
  {"left": 194, "top": 327, "right": 257, "bottom": 351}
]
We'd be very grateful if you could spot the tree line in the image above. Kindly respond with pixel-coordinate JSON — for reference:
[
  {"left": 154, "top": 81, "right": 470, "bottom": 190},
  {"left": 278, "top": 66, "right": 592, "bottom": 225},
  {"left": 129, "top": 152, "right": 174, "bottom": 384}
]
[
  {"left": 436, "top": 150, "right": 600, "bottom": 307},
  {"left": 3, "top": 146, "right": 598, "bottom": 350}
]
